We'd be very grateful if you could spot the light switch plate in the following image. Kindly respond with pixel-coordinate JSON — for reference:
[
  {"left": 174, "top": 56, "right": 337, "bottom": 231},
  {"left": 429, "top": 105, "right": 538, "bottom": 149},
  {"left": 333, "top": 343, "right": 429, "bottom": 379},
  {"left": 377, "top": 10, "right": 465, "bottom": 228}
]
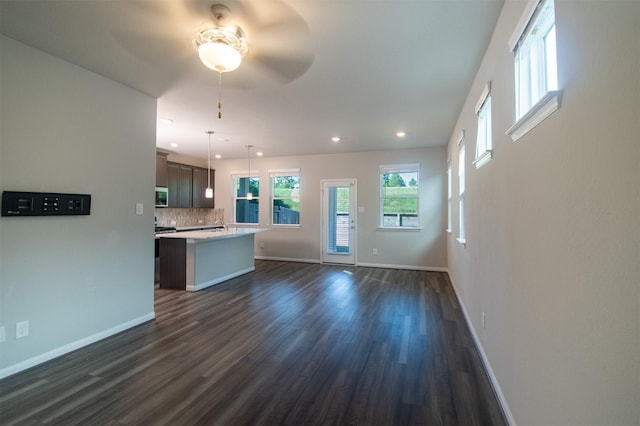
[
  {"left": 16, "top": 321, "right": 29, "bottom": 339},
  {"left": 135, "top": 203, "right": 143, "bottom": 215}
]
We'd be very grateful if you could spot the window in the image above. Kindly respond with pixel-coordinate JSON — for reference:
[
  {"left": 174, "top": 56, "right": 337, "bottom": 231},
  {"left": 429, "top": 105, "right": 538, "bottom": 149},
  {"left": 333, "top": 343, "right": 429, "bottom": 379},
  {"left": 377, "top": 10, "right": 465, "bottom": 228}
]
[
  {"left": 475, "top": 83, "right": 492, "bottom": 168},
  {"left": 447, "top": 159, "right": 452, "bottom": 232},
  {"left": 458, "top": 136, "right": 466, "bottom": 245},
  {"left": 232, "top": 173, "right": 259, "bottom": 224},
  {"left": 270, "top": 169, "right": 300, "bottom": 226},
  {"left": 507, "top": 0, "right": 561, "bottom": 141},
  {"left": 380, "top": 164, "right": 419, "bottom": 228}
]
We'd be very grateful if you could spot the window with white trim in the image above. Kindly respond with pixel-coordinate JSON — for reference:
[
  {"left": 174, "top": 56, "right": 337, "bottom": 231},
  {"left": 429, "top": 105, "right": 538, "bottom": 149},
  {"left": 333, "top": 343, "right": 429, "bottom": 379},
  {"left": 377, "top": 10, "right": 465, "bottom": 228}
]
[
  {"left": 507, "top": 0, "right": 561, "bottom": 141},
  {"left": 458, "top": 137, "right": 466, "bottom": 244},
  {"left": 447, "top": 159, "right": 452, "bottom": 232},
  {"left": 380, "top": 164, "right": 419, "bottom": 228},
  {"left": 232, "top": 172, "right": 259, "bottom": 224},
  {"left": 270, "top": 169, "right": 300, "bottom": 226},
  {"left": 475, "top": 83, "right": 492, "bottom": 168}
]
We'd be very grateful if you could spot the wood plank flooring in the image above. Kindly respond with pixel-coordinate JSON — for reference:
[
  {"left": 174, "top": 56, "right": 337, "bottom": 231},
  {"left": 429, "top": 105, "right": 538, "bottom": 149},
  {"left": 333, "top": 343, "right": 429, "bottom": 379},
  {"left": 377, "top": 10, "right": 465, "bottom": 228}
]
[{"left": 0, "top": 261, "right": 506, "bottom": 425}]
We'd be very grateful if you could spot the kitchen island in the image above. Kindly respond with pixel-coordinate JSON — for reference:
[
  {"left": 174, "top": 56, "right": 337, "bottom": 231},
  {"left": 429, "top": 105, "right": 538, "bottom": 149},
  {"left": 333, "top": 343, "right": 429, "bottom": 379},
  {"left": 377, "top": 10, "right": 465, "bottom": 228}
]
[{"left": 156, "top": 227, "right": 264, "bottom": 291}]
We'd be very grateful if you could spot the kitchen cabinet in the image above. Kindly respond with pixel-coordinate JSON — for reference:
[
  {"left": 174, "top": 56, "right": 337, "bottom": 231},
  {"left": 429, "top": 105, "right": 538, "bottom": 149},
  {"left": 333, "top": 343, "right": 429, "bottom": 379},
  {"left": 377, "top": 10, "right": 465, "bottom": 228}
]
[
  {"left": 167, "top": 162, "right": 180, "bottom": 207},
  {"left": 156, "top": 152, "right": 168, "bottom": 187},
  {"left": 178, "top": 165, "right": 192, "bottom": 208},
  {"left": 167, "top": 161, "right": 214, "bottom": 208}
]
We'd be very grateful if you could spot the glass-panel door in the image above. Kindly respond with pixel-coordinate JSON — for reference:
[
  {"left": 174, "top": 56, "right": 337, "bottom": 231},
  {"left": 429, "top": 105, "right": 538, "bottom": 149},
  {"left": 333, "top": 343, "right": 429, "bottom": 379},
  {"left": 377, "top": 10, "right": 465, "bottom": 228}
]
[{"left": 321, "top": 179, "right": 356, "bottom": 264}]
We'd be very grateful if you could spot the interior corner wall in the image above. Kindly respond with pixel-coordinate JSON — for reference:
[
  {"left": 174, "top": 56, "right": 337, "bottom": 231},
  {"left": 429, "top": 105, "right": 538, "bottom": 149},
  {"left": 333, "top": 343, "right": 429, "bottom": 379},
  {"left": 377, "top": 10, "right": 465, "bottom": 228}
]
[
  {"left": 446, "top": 1, "right": 640, "bottom": 425},
  {"left": 0, "top": 36, "right": 157, "bottom": 377},
  {"left": 212, "top": 148, "right": 447, "bottom": 270}
]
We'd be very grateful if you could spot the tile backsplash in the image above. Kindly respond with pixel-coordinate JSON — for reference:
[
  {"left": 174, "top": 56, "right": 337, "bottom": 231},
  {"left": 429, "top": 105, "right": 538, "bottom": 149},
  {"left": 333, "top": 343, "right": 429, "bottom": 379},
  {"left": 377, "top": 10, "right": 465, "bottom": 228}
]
[{"left": 155, "top": 208, "right": 224, "bottom": 227}]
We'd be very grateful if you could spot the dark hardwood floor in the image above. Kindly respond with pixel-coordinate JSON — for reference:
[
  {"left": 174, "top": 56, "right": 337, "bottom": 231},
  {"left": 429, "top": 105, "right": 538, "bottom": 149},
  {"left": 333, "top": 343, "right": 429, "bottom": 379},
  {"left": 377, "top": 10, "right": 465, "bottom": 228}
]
[{"left": 0, "top": 261, "right": 506, "bottom": 425}]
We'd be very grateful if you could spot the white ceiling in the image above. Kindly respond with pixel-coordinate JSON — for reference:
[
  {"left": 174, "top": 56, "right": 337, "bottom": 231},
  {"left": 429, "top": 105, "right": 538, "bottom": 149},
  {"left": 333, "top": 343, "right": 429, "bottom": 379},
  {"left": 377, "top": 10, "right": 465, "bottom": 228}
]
[{"left": 0, "top": 0, "right": 503, "bottom": 160}]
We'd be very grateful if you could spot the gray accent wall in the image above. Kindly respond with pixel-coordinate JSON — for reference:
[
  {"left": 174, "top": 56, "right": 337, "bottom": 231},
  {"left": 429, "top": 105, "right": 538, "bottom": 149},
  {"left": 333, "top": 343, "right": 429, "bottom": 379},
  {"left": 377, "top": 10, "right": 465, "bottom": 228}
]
[
  {"left": 0, "top": 36, "right": 156, "bottom": 376},
  {"left": 447, "top": 1, "right": 640, "bottom": 424}
]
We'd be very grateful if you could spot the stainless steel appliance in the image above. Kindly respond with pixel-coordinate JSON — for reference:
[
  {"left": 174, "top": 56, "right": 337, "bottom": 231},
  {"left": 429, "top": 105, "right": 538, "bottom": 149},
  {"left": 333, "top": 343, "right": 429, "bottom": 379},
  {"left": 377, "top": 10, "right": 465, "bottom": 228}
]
[{"left": 155, "top": 187, "right": 168, "bottom": 207}]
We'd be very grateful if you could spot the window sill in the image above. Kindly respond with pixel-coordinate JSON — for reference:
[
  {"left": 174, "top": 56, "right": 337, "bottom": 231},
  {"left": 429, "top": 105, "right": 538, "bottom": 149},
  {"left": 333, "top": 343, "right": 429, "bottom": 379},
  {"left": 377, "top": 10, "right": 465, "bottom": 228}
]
[
  {"left": 456, "top": 237, "right": 467, "bottom": 248},
  {"left": 506, "top": 90, "right": 563, "bottom": 141},
  {"left": 269, "top": 224, "right": 300, "bottom": 229},
  {"left": 473, "top": 150, "right": 492, "bottom": 168},
  {"left": 377, "top": 227, "right": 422, "bottom": 232}
]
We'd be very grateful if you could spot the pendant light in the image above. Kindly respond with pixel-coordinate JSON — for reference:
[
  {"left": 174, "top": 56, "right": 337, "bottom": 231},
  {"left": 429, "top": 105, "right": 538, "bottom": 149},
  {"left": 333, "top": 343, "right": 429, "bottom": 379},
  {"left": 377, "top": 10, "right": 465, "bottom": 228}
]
[
  {"left": 246, "top": 144, "right": 253, "bottom": 201},
  {"left": 205, "top": 131, "right": 214, "bottom": 199}
]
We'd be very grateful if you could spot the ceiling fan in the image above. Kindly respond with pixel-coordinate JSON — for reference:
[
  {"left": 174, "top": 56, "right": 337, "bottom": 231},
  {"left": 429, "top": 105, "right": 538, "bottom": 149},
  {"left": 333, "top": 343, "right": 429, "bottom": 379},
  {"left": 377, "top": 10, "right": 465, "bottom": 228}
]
[{"left": 111, "top": 0, "right": 314, "bottom": 90}]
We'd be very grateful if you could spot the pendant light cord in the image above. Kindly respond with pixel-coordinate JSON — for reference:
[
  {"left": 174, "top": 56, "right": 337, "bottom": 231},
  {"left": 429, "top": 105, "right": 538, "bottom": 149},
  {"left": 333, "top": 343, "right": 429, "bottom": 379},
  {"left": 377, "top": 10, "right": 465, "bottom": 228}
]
[
  {"left": 205, "top": 131, "right": 214, "bottom": 199},
  {"left": 218, "top": 72, "right": 222, "bottom": 119},
  {"left": 207, "top": 132, "right": 212, "bottom": 188},
  {"left": 246, "top": 145, "right": 252, "bottom": 199}
]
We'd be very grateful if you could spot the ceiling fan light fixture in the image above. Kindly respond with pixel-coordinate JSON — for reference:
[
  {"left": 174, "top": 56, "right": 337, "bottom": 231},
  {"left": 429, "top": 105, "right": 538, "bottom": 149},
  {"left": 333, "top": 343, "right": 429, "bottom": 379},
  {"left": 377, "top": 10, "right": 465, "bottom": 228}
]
[
  {"left": 197, "top": 40, "right": 242, "bottom": 72},
  {"left": 194, "top": 26, "right": 247, "bottom": 73},
  {"left": 193, "top": 5, "right": 249, "bottom": 119}
]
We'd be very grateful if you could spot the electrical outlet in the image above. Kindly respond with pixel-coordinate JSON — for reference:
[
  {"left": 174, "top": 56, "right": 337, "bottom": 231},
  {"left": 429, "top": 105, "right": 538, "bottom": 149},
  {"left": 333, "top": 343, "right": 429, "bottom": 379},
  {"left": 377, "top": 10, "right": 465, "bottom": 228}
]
[
  {"left": 259, "top": 242, "right": 265, "bottom": 249},
  {"left": 198, "top": 219, "right": 204, "bottom": 224},
  {"left": 0, "top": 326, "right": 6, "bottom": 343},
  {"left": 482, "top": 312, "right": 486, "bottom": 330},
  {"left": 16, "top": 321, "right": 29, "bottom": 339},
  {"left": 372, "top": 248, "right": 378, "bottom": 255},
  {"left": 135, "top": 203, "right": 144, "bottom": 215}
]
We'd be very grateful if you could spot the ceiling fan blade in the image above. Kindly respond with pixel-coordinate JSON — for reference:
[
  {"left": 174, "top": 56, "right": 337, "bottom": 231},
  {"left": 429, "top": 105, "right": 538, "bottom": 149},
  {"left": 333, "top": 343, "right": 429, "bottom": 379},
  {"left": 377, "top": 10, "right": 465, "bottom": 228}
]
[
  {"left": 111, "top": 32, "right": 192, "bottom": 67},
  {"left": 112, "top": 0, "right": 315, "bottom": 89},
  {"left": 247, "top": 52, "right": 314, "bottom": 85},
  {"left": 107, "top": 1, "right": 201, "bottom": 67}
]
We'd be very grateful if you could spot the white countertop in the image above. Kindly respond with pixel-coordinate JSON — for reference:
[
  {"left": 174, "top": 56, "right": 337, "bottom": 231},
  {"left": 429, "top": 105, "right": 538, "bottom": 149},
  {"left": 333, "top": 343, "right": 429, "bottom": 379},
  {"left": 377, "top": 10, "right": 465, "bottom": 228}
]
[{"left": 156, "top": 227, "right": 266, "bottom": 242}]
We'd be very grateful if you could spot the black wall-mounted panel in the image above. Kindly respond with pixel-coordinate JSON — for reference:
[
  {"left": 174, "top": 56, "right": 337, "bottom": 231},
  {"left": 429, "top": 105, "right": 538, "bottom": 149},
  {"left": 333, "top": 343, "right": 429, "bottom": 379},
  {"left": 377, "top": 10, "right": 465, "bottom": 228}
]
[{"left": 1, "top": 191, "right": 91, "bottom": 216}]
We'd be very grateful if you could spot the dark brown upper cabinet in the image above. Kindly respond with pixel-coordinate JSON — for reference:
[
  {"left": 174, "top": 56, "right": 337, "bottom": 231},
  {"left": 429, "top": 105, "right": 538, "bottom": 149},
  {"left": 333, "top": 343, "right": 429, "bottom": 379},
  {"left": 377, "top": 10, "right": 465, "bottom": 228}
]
[
  {"left": 166, "top": 160, "right": 214, "bottom": 208},
  {"left": 156, "top": 152, "right": 168, "bottom": 187}
]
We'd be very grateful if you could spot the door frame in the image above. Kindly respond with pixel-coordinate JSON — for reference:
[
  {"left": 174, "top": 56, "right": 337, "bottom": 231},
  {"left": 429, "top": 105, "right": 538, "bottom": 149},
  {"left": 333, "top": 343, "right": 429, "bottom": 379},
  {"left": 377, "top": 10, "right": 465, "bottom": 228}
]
[{"left": 320, "top": 178, "right": 357, "bottom": 265}]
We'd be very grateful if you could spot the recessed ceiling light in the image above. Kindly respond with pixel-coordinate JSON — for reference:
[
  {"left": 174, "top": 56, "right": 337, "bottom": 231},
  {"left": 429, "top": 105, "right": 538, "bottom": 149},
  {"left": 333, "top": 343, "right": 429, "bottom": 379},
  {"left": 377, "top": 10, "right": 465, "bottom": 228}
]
[
  {"left": 160, "top": 118, "right": 174, "bottom": 125},
  {"left": 215, "top": 154, "right": 222, "bottom": 159},
  {"left": 256, "top": 152, "right": 263, "bottom": 157},
  {"left": 396, "top": 131, "right": 406, "bottom": 138},
  {"left": 331, "top": 136, "right": 341, "bottom": 143},
  {"left": 170, "top": 143, "right": 178, "bottom": 147}
]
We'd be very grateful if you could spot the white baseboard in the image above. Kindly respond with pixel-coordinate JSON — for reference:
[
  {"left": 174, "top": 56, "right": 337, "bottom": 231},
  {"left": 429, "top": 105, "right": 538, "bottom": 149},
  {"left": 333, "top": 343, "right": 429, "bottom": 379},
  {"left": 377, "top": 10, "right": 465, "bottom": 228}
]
[
  {"left": 254, "top": 257, "right": 447, "bottom": 272},
  {"left": 254, "top": 256, "right": 320, "bottom": 264},
  {"left": 447, "top": 273, "right": 516, "bottom": 425},
  {"left": 0, "top": 312, "right": 155, "bottom": 380},
  {"left": 357, "top": 262, "right": 448, "bottom": 272}
]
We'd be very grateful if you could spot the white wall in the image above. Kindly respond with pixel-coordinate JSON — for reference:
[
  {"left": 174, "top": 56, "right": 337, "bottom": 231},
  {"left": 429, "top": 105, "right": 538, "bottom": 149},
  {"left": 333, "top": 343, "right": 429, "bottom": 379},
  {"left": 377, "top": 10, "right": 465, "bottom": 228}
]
[
  {"left": 0, "top": 36, "right": 157, "bottom": 377},
  {"left": 447, "top": 1, "right": 640, "bottom": 424},
  {"left": 212, "top": 148, "right": 447, "bottom": 270}
]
